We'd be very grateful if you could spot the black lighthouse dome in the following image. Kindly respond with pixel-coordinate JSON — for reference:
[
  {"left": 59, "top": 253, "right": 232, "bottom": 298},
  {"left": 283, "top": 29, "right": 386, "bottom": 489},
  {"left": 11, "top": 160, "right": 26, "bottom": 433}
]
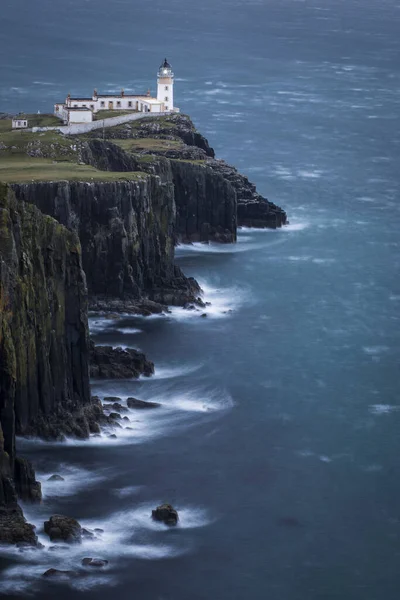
[{"left": 158, "top": 58, "right": 174, "bottom": 77}]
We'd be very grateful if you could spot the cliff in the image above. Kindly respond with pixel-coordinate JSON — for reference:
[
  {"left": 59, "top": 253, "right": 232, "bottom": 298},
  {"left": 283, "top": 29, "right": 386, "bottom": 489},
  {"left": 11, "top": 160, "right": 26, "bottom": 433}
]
[
  {"left": 86, "top": 114, "right": 287, "bottom": 230},
  {"left": 12, "top": 176, "right": 201, "bottom": 309},
  {"left": 0, "top": 184, "right": 100, "bottom": 541}
]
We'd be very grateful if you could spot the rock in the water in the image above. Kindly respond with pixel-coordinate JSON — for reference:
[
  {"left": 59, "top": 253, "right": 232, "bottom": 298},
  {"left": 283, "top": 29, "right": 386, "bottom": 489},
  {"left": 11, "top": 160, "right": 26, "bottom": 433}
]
[
  {"left": 109, "top": 412, "right": 122, "bottom": 420},
  {"left": 89, "top": 341, "right": 155, "bottom": 379},
  {"left": 108, "top": 434, "right": 117, "bottom": 439},
  {"left": 43, "top": 568, "right": 76, "bottom": 578},
  {"left": 152, "top": 504, "right": 179, "bottom": 525},
  {"left": 47, "top": 474, "right": 65, "bottom": 482},
  {"left": 127, "top": 397, "right": 161, "bottom": 409},
  {"left": 81, "top": 527, "right": 96, "bottom": 540},
  {"left": 94, "top": 528, "right": 104, "bottom": 534},
  {"left": 44, "top": 515, "right": 82, "bottom": 543},
  {"left": 103, "top": 401, "right": 128, "bottom": 412},
  {"left": 0, "top": 504, "right": 38, "bottom": 546},
  {"left": 82, "top": 557, "right": 109, "bottom": 568}
]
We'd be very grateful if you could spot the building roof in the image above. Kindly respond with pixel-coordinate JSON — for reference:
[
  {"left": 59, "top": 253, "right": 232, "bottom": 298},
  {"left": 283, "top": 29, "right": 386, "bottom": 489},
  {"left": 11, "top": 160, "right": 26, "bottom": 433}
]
[
  {"left": 68, "top": 97, "right": 93, "bottom": 101},
  {"left": 12, "top": 117, "right": 27, "bottom": 121},
  {"left": 97, "top": 93, "right": 146, "bottom": 98},
  {"left": 160, "top": 58, "right": 172, "bottom": 69},
  {"left": 65, "top": 107, "right": 92, "bottom": 111},
  {"left": 138, "top": 97, "right": 163, "bottom": 105}
]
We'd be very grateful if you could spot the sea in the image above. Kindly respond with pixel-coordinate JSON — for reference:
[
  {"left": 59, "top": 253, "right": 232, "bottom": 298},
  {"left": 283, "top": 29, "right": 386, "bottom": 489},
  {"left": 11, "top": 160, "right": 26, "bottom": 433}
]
[{"left": 0, "top": 0, "right": 399, "bottom": 598}]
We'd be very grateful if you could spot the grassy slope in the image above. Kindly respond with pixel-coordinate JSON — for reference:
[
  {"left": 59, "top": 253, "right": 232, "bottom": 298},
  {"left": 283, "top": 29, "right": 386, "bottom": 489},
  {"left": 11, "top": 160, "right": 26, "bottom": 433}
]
[
  {"left": 0, "top": 114, "right": 204, "bottom": 182},
  {"left": 0, "top": 155, "right": 147, "bottom": 183},
  {"left": 0, "top": 115, "right": 149, "bottom": 183},
  {"left": 113, "top": 138, "right": 183, "bottom": 152}
]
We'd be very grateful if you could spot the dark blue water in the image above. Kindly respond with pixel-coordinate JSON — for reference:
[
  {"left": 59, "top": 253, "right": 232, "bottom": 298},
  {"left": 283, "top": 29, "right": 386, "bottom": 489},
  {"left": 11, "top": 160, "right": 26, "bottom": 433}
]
[{"left": 1, "top": 0, "right": 400, "bottom": 597}]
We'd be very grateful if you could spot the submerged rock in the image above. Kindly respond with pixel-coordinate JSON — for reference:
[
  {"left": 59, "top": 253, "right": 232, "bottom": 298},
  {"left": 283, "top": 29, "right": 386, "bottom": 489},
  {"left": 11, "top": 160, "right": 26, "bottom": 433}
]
[
  {"left": 127, "top": 397, "right": 161, "bottom": 409},
  {"left": 152, "top": 504, "right": 179, "bottom": 525},
  {"left": 81, "top": 527, "right": 96, "bottom": 540},
  {"left": 109, "top": 412, "right": 122, "bottom": 420},
  {"left": 44, "top": 515, "right": 82, "bottom": 543},
  {"left": 47, "top": 474, "right": 65, "bottom": 482},
  {"left": 42, "top": 568, "right": 76, "bottom": 578},
  {"left": 82, "top": 557, "right": 108, "bottom": 568}
]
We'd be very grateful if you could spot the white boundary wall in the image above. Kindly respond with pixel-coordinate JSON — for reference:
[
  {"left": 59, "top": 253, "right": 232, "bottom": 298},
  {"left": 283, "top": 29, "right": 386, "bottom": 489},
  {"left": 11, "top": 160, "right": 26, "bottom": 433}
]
[{"left": 32, "top": 111, "right": 176, "bottom": 136}]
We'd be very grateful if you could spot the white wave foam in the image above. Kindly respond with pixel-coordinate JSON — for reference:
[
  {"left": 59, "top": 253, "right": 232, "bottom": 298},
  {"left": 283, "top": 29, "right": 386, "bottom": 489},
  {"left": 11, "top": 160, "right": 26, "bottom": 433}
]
[
  {"left": 363, "top": 346, "right": 390, "bottom": 355},
  {"left": 33, "top": 80, "right": 55, "bottom": 86},
  {"left": 369, "top": 404, "right": 399, "bottom": 415},
  {"left": 297, "top": 169, "right": 323, "bottom": 179},
  {"left": 319, "top": 455, "right": 333, "bottom": 463},
  {"left": 0, "top": 501, "right": 191, "bottom": 594},
  {"left": 168, "top": 280, "right": 245, "bottom": 320},
  {"left": 143, "top": 363, "right": 202, "bottom": 380},
  {"left": 163, "top": 387, "right": 234, "bottom": 413},
  {"left": 115, "top": 327, "right": 142, "bottom": 335},
  {"left": 112, "top": 486, "right": 142, "bottom": 498},
  {"left": 312, "top": 258, "right": 336, "bottom": 264},
  {"left": 238, "top": 221, "right": 309, "bottom": 233},
  {"left": 88, "top": 317, "right": 118, "bottom": 334},
  {"left": 288, "top": 255, "right": 312, "bottom": 261},
  {"left": 38, "top": 465, "right": 108, "bottom": 499}
]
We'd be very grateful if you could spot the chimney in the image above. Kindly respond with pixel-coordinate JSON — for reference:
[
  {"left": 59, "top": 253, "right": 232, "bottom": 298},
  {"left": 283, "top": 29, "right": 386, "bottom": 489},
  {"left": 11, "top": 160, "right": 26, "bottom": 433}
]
[
  {"left": 121, "top": 89, "right": 125, "bottom": 97},
  {"left": 147, "top": 89, "right": 151, "bottom": 97}
]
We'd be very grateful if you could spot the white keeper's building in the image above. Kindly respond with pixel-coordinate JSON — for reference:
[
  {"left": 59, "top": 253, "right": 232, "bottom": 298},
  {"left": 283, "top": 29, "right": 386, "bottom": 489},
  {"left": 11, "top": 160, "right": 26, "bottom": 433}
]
[{"left": 54, "top": 59, "right": 178, "bottom": 125}]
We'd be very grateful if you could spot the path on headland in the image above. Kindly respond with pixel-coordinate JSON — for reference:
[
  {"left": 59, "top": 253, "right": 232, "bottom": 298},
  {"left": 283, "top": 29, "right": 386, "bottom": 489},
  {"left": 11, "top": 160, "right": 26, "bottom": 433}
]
[{"left": 32, "top": 111, "right": 172, "bottom": 135}]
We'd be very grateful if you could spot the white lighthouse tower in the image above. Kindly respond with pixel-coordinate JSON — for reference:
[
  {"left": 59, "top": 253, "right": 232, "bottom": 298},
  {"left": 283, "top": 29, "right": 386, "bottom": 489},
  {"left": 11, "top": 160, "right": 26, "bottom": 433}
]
[{"left": 157, "top": 58, "right": 174, "bottom": 112}]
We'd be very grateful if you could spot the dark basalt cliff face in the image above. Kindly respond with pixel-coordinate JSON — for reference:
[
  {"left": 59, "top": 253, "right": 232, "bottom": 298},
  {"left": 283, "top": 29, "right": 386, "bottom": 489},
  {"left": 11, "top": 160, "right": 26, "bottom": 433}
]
[
  {"left": 89, "top": 114, "right": 287, "bottom": 230},
  {"left": 0, "top": 184, "right": 96, "bottom": 543},
  {"left": 12, "top": 177, "right": 200, "bottom": 307}
]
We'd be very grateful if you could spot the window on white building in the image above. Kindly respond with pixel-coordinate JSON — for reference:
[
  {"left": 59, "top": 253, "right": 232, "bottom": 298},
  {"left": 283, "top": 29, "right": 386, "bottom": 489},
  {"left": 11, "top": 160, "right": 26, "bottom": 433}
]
[
  {"left": 90, "top": 104, "right": 94, "bottom": 109},
  {"left": 165, "top": 106, "right": 168, "bottom": 110},
  {"left": 73, "top": 104, "right": 78, "bottom": 107},
  {"left": 100, "top": 101, "right": 105, "bottom": 107},
  {"left": 165, "top": 86, "right": 168, "bottom": 91},
  {"left": 128, "top": 101, "right": 132, "bottom": 107},
  {"left": 117, "top": 101, "right": 121, "bottom": 107},
  {"left": 165, "top": 96, "right": 168, "bottom": 101}
]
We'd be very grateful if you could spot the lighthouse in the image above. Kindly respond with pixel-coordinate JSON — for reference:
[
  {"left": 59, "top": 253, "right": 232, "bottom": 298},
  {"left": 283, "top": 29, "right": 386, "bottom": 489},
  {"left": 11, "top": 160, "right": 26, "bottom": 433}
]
[{"left": 157, "top": 58, "right": 174, "bottom": 112}]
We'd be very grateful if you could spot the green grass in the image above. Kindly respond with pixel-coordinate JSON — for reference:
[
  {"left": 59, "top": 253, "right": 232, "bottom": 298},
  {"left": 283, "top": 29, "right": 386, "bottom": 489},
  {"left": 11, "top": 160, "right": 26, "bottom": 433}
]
[
  {"left": 0, "top": 114, "right": 61, "bottom": 132},
  {"left": 25, "top": 114, "right": 61, "bottom": 128},
  {"left": 113, "top": 138, "right": 183, "bottom": 152},
  {"left": 0, "top": 128, "right": 67, "bottom": 150},
  {"left": 171, "top": 158, "right": 206, "bottom": 165},
  {"left": 0, "top": 128, "right": 77, "bottom": 163},
  {"left": 136, "top": 155, "right": 160, "bottom": 163},
  {"left": 94, "top": 110, "right": 138, "bottom": 120},
  {"left": 0, "top": 155, "right": 148, "bottom": 183}
]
